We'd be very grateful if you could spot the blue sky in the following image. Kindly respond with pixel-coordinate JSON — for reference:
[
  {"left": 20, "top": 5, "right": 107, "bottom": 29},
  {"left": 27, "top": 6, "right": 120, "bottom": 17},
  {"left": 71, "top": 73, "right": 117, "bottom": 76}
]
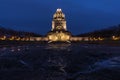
[{"left": 0, "top": 0, "right": 120, "bottom": 35}]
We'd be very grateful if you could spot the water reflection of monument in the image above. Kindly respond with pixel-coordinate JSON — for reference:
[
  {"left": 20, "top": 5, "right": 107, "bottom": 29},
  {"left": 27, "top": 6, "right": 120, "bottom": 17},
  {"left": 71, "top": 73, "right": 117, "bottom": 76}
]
[
  {"left": 44, "top": 43, "right": 69, "bottom": 79},
  {"left": 46, "top": 43, "right": 71, "bottom": 50},
  {"left": 47, "top": 9, "right": 71, "bottom": 43}
]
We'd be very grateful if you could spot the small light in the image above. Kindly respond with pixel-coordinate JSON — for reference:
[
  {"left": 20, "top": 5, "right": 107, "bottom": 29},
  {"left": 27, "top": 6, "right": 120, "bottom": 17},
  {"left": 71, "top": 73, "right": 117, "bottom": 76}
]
[{"left": 57, "top": 8, "right": 62, "bottom": 12}]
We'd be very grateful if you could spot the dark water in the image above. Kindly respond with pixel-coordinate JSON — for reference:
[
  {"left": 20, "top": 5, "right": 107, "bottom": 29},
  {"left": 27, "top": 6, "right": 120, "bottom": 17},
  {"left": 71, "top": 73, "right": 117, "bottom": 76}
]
[{"left": 0, "top": 43, "right": 120, "bottom": 80}]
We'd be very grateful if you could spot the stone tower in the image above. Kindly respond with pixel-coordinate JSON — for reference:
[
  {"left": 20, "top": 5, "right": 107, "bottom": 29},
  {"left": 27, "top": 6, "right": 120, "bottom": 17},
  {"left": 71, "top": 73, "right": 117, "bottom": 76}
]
[
  {"left": 51, "top": 8, "right": 67, "bottom": 31},
  {"left": 47, "top": 8, "right": 71, "bottom": 42}
]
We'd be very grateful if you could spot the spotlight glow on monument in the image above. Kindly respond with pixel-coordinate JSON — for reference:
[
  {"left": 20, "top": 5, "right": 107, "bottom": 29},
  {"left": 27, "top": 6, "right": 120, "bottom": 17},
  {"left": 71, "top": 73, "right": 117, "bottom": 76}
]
[{"left": 47, "top": 8, "right": 71, "bottom": 42}]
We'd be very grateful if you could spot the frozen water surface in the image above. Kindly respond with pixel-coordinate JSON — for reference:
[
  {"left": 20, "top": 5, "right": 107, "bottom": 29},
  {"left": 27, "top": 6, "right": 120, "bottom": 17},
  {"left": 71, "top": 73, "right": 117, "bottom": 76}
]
[{"left": 0, "top": 43, "right": 120, "bottom": 80}]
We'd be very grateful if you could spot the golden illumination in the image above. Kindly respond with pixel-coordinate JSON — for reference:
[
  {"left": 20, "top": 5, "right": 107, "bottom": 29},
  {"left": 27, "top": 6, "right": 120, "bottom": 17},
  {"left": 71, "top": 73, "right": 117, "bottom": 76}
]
[
  {"left": 48, "top": 32, "right": 70, "bottom": 42},
  {"left": 90, "top": 38, "right": 94, "bottom": 41},
  {"left": 25, "top": 38, "right": 29, "bottom": 41},
  {"left": 93, "top": 38, "right": 98, "bottom": 41},
  {"left": 52, "top": 8, "right": 67, "bottom": 31},
  {"left": 16, "top": 37, "right": 21, "bottom": 41},
  {"left": 21, "top": 38, "right": 25, "bottom": 41},
  {"left": 0, "top": 36, "right": 6, "bottom": 40},
  {"left": 9, "top": 36, "right": 15, "bottom": 40},
  {"left": 47, "top": 8, "right": 71, "bottom": 42},
  {"left": 98, "top": 37, "right": 104, "bottom": 41},
  {"left": 112, "top": 36, "right": 119, "bottom": 40}
]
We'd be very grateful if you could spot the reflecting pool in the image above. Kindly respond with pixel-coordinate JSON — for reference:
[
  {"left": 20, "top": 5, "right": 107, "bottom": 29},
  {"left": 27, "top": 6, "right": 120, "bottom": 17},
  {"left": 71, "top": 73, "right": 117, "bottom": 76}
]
[{"left": 0, "top": 43, "right": 120, "bottom": 80}]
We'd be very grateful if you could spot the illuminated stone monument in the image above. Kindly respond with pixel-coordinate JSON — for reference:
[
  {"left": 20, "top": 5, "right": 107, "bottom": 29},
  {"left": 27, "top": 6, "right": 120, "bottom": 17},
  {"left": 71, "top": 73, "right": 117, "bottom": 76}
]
[
  {"left": 51, "top": 8, "right": 67, "bottom": 31},
  {"left": 47, "top": 8, "right": 71, "bottom": 42}
]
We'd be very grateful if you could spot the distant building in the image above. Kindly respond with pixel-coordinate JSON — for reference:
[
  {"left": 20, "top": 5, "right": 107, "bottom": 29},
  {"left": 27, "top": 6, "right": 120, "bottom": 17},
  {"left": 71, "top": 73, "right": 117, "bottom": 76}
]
[
  {"left": 30, "top": 8, "right": 89, "bottom": 42},
  {"left": 47, "top": 8, "right": 71, "bottom": 42}
]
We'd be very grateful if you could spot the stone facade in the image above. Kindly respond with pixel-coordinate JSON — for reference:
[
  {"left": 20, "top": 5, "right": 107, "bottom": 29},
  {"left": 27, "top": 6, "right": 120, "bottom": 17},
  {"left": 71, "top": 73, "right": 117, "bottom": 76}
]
[{"left": 47, "top": 8, "right": 71, "bottom": 42}]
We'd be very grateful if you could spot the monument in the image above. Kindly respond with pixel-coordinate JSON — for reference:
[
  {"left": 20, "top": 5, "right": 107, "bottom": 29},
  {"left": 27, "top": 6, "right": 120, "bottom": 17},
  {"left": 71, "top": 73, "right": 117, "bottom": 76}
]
[
  {"left": 30, "top": 8, "right": 89, "bottom": 42},
  {"left": 47, "top": 8, "right": 71, "bottom": 42}
]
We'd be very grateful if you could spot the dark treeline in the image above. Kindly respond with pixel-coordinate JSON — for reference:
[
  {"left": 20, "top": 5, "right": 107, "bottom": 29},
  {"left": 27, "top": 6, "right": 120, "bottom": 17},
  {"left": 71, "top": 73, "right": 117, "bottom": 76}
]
[
  {"left": 0, "top": 25, "right": 42, "bottom": 37},
  {"left": 77, "top": 24, "right": 120, "bottom": 38}
]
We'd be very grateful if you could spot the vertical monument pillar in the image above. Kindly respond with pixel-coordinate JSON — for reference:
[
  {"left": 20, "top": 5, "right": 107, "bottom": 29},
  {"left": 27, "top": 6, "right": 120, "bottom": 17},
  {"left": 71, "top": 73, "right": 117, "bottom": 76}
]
[
  {"left": 51, "top": 8, "right": 67, "bottom": 31},
  {"left": 47, "top": 8, "right": 71, "bottom": 42}
]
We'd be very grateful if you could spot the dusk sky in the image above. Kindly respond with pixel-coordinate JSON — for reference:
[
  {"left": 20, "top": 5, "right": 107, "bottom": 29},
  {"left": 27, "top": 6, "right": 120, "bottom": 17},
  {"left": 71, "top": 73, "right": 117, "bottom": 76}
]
[{"left": 0, "top": 0, "right": 120, "bottom": 35}]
